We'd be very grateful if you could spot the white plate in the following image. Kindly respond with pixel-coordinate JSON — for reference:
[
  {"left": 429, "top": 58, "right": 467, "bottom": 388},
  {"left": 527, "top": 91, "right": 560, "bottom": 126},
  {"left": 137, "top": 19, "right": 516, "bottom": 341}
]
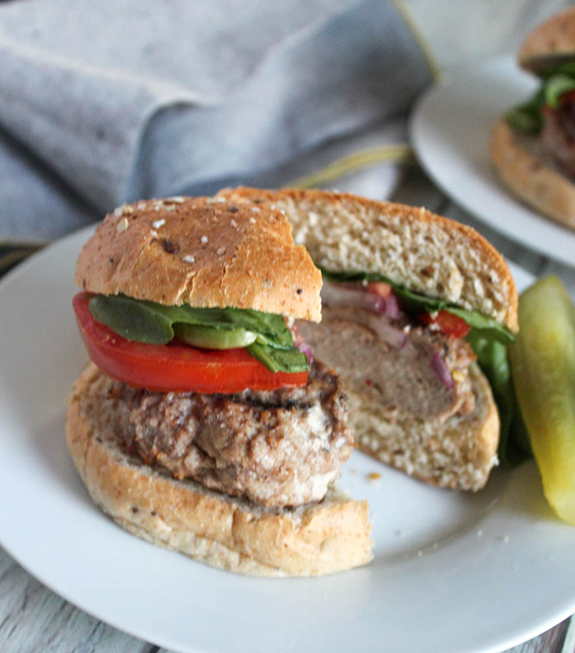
[
  {"left": 411, "top": 56, "right": 575, "bottom": 267},
  {"left": 1, "top": 231, "right": 574, "bottom": 653}
]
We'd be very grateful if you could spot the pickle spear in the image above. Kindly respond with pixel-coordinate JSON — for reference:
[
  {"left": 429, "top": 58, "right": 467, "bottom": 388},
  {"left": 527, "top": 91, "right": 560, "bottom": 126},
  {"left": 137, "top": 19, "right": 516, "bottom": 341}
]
[{"left": 509, "top": 276, "right": 575, "bottom": 525}]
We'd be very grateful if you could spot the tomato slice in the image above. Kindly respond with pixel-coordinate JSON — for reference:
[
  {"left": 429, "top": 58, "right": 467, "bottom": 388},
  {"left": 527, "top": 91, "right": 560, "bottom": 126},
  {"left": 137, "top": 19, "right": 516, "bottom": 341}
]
[
  {"left": 73, "top": 293, "right": 308, "bottom": 393},
  {"left": 419, "top": 309, "right": 471, "bottom": 339},
  {"left": 366, "top": 281, "right": 392, "bottom": 298}
]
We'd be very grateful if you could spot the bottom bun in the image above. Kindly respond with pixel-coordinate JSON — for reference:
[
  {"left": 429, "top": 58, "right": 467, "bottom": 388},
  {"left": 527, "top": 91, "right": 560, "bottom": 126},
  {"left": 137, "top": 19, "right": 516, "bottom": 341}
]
[
  {"left": 66, "top": 364, "right": 373, "bottom": 577},
  {"left": 490, "top": 118, "right": 575, "bottom": 230},
  {"left": 298, "top": 316, "right": 499, "bottom": 491},
  {"left": 346, "top": 362, "right": 500, "bottom": 491}
]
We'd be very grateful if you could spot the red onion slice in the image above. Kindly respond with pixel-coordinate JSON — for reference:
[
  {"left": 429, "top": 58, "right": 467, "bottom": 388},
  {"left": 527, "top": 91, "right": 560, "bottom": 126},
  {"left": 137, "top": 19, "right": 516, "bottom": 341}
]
[
  {"left": 364, "top": 313, "right": 408, "bottom": 349},
  {"left": 321, "top": 281, "right": 402, "bottom": 319},
  {"left": 430, "top": 352, "right": 455, "bottom": 389},
  {"left": 289, "top": 321, "right": 313, "bottom": 364},
  {"left": 296, "top": 339, "right": 313, "bottom": 364}
]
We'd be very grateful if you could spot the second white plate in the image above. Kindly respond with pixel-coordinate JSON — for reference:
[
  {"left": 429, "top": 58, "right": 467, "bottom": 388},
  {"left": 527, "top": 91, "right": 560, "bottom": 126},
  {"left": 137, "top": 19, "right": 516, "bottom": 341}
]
[{"left": 411, "top": 56, "right": 575, "bottom": 267}]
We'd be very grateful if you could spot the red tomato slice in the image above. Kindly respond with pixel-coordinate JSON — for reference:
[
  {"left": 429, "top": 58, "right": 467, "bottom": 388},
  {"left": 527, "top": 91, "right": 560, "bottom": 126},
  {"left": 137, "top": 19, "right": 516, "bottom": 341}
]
[
  {"left": 366, "top": 281, "right": 392, "bottom": 298},
  {"left": 419, "top": 309, "right": 471, "bottom": 339},
  {"left": 73, "top": 293, "right": 308, "bottom": 393}
]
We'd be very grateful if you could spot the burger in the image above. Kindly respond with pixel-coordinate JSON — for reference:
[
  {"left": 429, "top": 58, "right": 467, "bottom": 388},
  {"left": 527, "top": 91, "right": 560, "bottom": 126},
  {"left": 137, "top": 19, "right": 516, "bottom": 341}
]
[
  {"left": 491, "top": 6, "right": 575, "bottom": 230},
  {"left": 66, "top": 196, "right": 373, "bottom": 577},
  {"left": 217, "top": 188, "right": 520, "bottom": 490}
]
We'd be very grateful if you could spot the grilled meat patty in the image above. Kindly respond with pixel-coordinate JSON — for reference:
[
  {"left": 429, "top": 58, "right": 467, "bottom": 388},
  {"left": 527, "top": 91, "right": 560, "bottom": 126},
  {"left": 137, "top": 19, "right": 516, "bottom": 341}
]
[
  {"left": 298, "top": 304, "right": 476, "bottom": 424},
  {"left": 106, "top": 360, "right": 353, "bottom": 508}
]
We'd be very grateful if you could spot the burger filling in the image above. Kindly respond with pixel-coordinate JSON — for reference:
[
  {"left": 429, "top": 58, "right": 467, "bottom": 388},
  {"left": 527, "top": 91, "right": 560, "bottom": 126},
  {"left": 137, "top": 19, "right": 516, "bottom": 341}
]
[
  {"left": 298, "top": 303, "right": 476, "bottom": 424},
  {"left": 297, "top": 275, "right": 516, "bottom": 456},
  {"left": 506, "top": 68, "right": 575, "bottom": 179},
  {"left": 74, "top": 292, "right": 352, "bottom": 507},
  {"left": 105, "top": 359, "right": 353, "bottom": 508}
]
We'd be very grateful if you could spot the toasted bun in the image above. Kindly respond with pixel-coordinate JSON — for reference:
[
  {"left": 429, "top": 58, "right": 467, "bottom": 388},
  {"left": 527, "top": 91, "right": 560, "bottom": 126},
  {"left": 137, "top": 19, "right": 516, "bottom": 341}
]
[
  {"left": 76, "top": 196, "right": 322, "bottom": 322},
  {"left": 217, "top": 188, "right": 518, "bottom": 332},
  {"left": 66, "top": 364, "right": 373, "bottom": 577},
  {"left": 491, "top": 118, "right": 575, "bottom": 231},
  {"left": 519, "top": 7, "right": 575, "bottom": 74}
]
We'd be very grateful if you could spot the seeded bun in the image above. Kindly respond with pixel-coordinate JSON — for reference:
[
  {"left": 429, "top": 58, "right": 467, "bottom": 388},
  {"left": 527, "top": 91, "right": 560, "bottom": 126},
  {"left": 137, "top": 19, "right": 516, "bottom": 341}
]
[
  {"left": 66, "top": 364, "right": 373, "bottom": 577},
  {"left": 76, "top": 196, "right": 322, "bottom": 322},
  {"left": 217, "top": 188, "right": 518, "bottom": 332},
  {"left": 491, "top": 118, "right": 575, "bottom": 231},
  {"left": 519, "top": 7, "right": 575, "bottom": 74}
]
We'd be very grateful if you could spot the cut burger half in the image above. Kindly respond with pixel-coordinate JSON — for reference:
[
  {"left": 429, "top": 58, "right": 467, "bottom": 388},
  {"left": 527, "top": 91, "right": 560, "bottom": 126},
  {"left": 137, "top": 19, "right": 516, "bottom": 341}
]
[
  {"left": 217, "top": 188, "right": 519, "bottom": 491},
  {"left": 67, "top": 196, "right": 373, "bottom": 577}
]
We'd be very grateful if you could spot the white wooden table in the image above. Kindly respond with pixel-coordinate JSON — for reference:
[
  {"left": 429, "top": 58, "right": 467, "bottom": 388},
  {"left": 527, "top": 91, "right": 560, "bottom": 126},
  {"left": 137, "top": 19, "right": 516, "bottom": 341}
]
[{"left": 1, "top": 1, "right": 575, "bottom": 651}]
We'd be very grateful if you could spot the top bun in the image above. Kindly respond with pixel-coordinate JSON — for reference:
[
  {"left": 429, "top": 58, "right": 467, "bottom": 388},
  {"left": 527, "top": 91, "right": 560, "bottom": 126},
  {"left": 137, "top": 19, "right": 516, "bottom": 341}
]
[
  {"left": 519, "top": 7, "right": 575, "bottom": 74},
  {"left": 75, "top": 196, "right": 322, "bottom": 322},
  {"left": 217, "top": 188, "right": 518, "bottom": 332}
]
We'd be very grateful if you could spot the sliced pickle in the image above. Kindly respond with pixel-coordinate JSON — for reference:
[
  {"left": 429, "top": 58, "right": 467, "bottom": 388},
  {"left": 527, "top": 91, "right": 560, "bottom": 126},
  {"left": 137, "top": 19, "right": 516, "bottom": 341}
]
[
  {"left": 173, "top": 323, "right": 257, "bottom": 350},
  {"left": 509, "top": 276, "right": 575, "bottom": 524}
]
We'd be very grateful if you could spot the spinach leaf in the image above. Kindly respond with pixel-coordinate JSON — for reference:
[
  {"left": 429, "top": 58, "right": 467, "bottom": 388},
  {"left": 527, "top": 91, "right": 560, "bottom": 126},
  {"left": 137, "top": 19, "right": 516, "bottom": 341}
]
[
  {"left": 505, "top": 87, "right": 545, "bottom": 135},
  {"left": 321, "top": 268, "right": 514, "bottom": 343},
  {"left": 90, "top": 294, "right": 294, "bottom": 346},
  {"left": 88, "top": 294, "right": 309, "bottom": 374},
  {"left": 466, "top": 331, "right": 531, "bottom": 465},
  {"left": 247, "top": 343, "right": 309, "bottom": 373},
  {"left": 445, "top": 307, "right": 514, "bottom": 344},
  {"left": 506, "top": 74, "right": 575, "bottom": 136},
  {"left": 539, "top": 61, "right": 575, "bottom": 79},
  {"left": 544, "top": 74, "right": 575, "bottom": 108}
]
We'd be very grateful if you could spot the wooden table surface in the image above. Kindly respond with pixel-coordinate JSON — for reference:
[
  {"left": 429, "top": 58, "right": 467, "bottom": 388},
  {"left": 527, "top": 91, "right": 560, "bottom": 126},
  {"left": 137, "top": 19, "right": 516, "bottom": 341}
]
[{"left": 1, "top": 1, "right": 575, "bottom": 651}]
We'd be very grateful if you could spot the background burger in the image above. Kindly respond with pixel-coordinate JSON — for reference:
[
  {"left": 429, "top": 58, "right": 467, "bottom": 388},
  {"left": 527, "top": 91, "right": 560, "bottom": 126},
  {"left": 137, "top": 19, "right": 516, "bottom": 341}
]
[
  {"left": 491, "top": 6, "right": 575, "bottom": 231},
  {"left": 218, "top": 188, "right": 520, "bottom": 491},
  {"left": 66, "top": 195, "right": 372, "bottom": 577}
]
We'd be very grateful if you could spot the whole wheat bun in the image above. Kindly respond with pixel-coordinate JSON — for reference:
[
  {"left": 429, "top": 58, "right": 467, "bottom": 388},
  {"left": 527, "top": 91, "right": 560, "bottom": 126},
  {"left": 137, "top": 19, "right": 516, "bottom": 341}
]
[
  {"left": 519, "top": 7, "right": 575, "bottom": 74},
  {"left": 491, "top": 118, "right": 575, "bottom": 231},
  {"left": 217, "top": 187, "right": 518, "bottom": 331},
  {"left": 76, "top": 196, "right": 322, "bottom": 322},
  {"left": 215, "top": 188, "right": 507, "bottom": 490},
  {"left": 66, "top": 364, "right": 373, "bottom": 577}
]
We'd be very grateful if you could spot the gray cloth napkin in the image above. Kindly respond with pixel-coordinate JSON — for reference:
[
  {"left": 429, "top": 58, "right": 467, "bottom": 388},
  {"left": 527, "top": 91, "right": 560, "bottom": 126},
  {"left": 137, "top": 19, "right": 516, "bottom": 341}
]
[{"left": 0, "top": 0, "right": 432, "bottom": 241}]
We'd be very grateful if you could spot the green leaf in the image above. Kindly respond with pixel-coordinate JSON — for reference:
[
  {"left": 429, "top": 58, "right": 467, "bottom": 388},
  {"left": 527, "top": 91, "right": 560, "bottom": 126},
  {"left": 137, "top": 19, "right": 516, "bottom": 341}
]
[
  {"left": 89, "top": 294, "right": 175, "bottom": 344},
  {"left": 506, "top": 75, "right": 575, "bottom": 135},
  {"left": 466, "top": 330, "right": 531, "bottom": 466},
  {"left": 445, "top": 307, "right": 514, "bottom": 344},
  {"left": 320, "top": 268, "right": 514, "bottom": 343},
  {"left": 88, "top": 294, "right": 309, "bottom": 374},
  {"left": 247, "top": 343, "right": 309, "bottom": 374},
  {"left": 539, "top": 61, "right": 575, "bottom": 79},
  {"left": 506, "top": 104, "right": 543, "bottom": 135},
  {"left": 544, "top": 74, "right": 575, "bottom": 108},
  {"left": 505, "top": 87, "right": 546, "bottom": 135}
]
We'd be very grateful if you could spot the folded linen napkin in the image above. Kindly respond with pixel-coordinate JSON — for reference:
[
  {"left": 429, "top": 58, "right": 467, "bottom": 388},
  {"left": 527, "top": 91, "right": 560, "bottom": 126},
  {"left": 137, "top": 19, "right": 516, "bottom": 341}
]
[{"left": 0, "top": 0, "right": 433, "bottom": 244}]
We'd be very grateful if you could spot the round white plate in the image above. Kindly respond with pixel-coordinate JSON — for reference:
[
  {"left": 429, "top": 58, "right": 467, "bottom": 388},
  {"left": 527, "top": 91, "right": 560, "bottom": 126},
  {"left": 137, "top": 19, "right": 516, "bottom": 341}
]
[
  {"left": 411, "top": 56, "right": 575, "bottom": 267},
  {"left": 1, "top": 231, "right": 574, "bottom": 653}
]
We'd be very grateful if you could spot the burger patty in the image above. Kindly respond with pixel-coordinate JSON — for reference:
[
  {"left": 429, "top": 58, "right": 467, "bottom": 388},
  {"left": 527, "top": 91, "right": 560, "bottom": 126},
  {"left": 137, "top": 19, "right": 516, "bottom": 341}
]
[
  {"left": 108, "top": 360, "right": 353, "bottom": 508},
  {"left": 298, "top": 305, "right": 476, "bottom": 424}
]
